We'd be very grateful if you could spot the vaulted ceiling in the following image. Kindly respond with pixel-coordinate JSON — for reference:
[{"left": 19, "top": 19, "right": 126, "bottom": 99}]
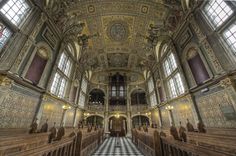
[{"left": 43, "top": 0, "right": 184, "bottom": 85}]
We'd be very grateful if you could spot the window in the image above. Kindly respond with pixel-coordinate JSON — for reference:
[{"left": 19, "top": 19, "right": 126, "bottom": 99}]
[
  {"left": 50, "top": 52, "right": 72, "bottom": 98},
  {"left": 78, "top": 77, "right": 88, "bottom": 108},
  {"left": 58, "top": 53, "right": 72, "bottom": 77},
  {"left": 163, "top": 53, "right": 177, "bottom": 77},
  {"left": 167, "top": 73, "right": 185, "bottom": 98},
  {"left": 203, "top": 0, "right": 233, "bottom": 28},
  {"left": 163, "top": 53, "right": 185, "bottom": 98},
  {"left": 203, "top": 1, "right": 236, "bottom": 58},
  {"left": 223, "top": 22, "right": 236, "bottom": 54},
  {"left": 0, "top": 23, "right": 12, "bottom": 50},
  {"left": 0, "top": 0, "right": 31, "bottom": 52},
  {"left": 1, "top": 0, "right": 30, "bottom": 26},
  {"left": 148, "top": 78, "right": 157, "bottom": 107}
]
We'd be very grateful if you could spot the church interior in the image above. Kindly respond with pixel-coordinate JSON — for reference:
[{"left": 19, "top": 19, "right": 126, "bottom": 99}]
[{"left": 0, "top": 0, "right": 236, "bottom": 156}]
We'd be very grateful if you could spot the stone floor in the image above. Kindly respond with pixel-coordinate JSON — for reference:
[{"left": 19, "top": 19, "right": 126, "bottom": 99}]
[{"left": 92, "top": 137, "right": 144, "bottom": 156}]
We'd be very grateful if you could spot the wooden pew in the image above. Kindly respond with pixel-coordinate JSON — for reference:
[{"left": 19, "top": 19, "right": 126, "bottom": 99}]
[
  {"left": 131, "top": 128, "right": 161, "bottom": 156},
  {"left": 0, "top": 127, "right": 104, "bottom": 156},
  {"left": 0, "top": 133, "right": 50, "bottom": 156}
]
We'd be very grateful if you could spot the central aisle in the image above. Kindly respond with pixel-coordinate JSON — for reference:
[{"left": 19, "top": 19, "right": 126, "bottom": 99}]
[{"left": 92, "top": 137, "right": 144, "bottom": 156}]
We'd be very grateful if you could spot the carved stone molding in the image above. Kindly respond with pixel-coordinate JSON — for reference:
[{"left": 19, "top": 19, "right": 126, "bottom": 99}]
[
  {"left": 0, "top": 75, "right": 13, "bottom": 87},
  {"left": 220, "top": 78, "right": 233, "bottom": 89},
  {"left": 190, "top": 18, "right": 224, "bottom": 74}
]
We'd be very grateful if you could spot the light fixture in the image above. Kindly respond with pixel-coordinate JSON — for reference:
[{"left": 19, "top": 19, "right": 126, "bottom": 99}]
[
  {"left": 165, "top": 105, "right": 174, "bottom": 110},
  {"left": 115, "top": 113, "right": 120, "bottom": 118},
  {"left": 62, "top": 105, "right": 71, "bottom": 110}
]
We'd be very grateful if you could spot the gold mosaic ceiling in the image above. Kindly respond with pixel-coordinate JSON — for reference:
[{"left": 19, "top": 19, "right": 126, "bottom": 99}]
[{"left": 45, "top": 0, "right": 183, "bottom": 84}]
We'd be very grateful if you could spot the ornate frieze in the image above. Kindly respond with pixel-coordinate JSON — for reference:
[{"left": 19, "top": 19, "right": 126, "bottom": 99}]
[{"left": 0, "top": 75, "right": 13, "bottom": 87}]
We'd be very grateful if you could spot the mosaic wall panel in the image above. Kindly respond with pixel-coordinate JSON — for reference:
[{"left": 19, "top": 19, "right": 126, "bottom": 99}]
[
  {"left": 75, "top": 109, "right": 83, "bottom": 127},
  {"left": 39, "top": 96, "right": 65, "bottom": 128},
  {"left": 160, "top": 109, "right": 170, "bottom": 128},
  {"left": 151, "top": 109, "right": 160, "bottom": 127},
  {"left": 170, "top": 96, "right": 197, "bottom": 128},
  {"left": 65, "top": 108, "right": 75, "bottom": 127},
  {"left": 196, "top": 89, "right": 236, "bottom": 128},
  {"left": 0, "top": 87, "right": 39, "bottom": 128}
]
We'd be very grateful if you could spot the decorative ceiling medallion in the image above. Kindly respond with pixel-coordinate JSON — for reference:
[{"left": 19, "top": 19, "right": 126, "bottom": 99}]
[
  {"left": 87, "top": 5, "right": 95, "bottom": 13},
  {"left": 107, "top": 21, "right": 129, "bottom": 42},
  {"left": 141, "top": 5, "right": 149, "bottom": 14}
]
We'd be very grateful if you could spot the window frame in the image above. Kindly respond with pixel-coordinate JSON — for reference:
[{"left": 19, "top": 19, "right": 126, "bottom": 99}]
[
  {"left": 162, "top": 52, "right": 185, "bottom": 99},
  {"left": 50, "top": 50, "right": 73, "bottom": 98},
  {"left": 0, "top": 0, "right": 32, "bottom": 54},
  {"left": 201, "top": 0, "right": 236, "bottom": 59},
  {"left": 202, "top": 0, "right": 234, "bottom": 30}
]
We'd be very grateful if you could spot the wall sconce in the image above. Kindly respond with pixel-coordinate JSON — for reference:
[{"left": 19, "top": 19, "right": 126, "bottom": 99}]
[
  {"left": 62, "top": 105, "right": 71, "bottom": 110},
  {"left": 165, "top": 105, "right": 174, "bottom": 110},
  {"left": 115, "top": 113, "right": 120, "bottom": 118},
  {"left": 84, "top": 112, "right": 90, "bottom": 117}
]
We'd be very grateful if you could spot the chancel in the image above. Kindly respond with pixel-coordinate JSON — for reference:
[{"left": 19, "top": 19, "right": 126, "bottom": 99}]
[{"left": 0, "top": 0, "right": 236, "bottom": 156}]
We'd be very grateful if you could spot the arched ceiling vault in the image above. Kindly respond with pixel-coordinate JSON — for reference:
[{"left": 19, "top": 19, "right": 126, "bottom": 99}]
[{"left": 43, "top": 0, "right": 184, "bottom": 85}]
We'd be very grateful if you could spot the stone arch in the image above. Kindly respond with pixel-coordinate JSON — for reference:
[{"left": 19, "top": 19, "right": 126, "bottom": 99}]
[
  {"left": 182, "top": 42, "right": 213, "bottom": 86},
  {"left": 130, "top": 88, "right": 147, "bottom": 105},
  {"left": 88, "top": 88, "right": 105, "bottom": 105},
  {"left": 22, "top": 41, "right": 52, "bottom": 88}
]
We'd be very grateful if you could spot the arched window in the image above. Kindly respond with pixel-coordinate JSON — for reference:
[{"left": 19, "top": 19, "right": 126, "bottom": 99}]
[
  {"left": 0, "top": 0, "right": 31, "bottom": 53},
  {"left": 148, "top": 77, "right": 157, "bottom": 107},
  {"left": 131, "top": 89, "right": 147, "bottom": 105},
  {"left": 89, "top": 89, "right": 105, "bottom": 105},
  {"left": 78, "top": 77, "right": 88, "bottom": 108},
  {"left": 25, "top": 47, "right": 48, "bottom": 84},
  {"left": 187, "top": 47, "right": 210, "bottom": 85},
  {"left": 163, "top": 52, "right": 185, "bottom": 99},
  {"left": 50, "top": 50, "right": 72, "bottom": 98},
  {"left": 161, "top": 44, "right": 168, "bottom": 58},
  {"left": 109, "top": 73, "right": 127, "bottom": 105}
]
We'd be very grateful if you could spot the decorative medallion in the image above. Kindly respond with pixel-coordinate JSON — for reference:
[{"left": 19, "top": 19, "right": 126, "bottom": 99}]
[
  {"left": 87, "top": 5, "right": 95, "bottom": 13},
  {"left": 141, "top": 5, "right": 149, "bottom": 14},
  {"left": 107, "top": 21, "right": 129, "bottom": 42}
]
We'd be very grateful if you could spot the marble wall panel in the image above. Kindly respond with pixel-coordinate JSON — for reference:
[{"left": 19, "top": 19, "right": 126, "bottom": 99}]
[{"left": 65, "top": 108, "right": 75, "bottom": 127}]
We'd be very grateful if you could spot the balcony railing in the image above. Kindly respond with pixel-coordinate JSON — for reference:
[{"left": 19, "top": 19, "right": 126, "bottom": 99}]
[
  {"left": 131, "top": 105, "right": 149, "bottom": 113},
  {"left": 86, "top": 105, "right": 105, "bottom": 112},
  {"left": 109, "top": 105, "right": 127, "bottom": 112}
]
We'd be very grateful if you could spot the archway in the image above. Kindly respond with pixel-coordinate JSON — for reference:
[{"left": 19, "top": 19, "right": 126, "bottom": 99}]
[
  {"left": 109, "top": 116, "right": 127, "bottom": 137},
  {"left": 132, "top": 115, "right": 150, "bottom": 128},
  {"left": 86, "top": 115, "right": 104, "bottom": 127}
]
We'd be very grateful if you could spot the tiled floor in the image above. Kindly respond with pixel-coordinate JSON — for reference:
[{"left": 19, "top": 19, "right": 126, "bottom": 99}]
[{"left": 92, "top": 137, "right": 144, "bottom": 156}]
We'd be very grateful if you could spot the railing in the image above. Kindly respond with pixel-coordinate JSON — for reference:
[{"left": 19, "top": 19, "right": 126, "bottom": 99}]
[
  {"left": 131, "top": 105, "right": 149, "bottom": 113},
  {"left": 86, "top": 105, "right": 105, "bottom": 112},
  {"left": 0, "top": 128, "right": 104, "bottom": 156},
  {"left": 109, "top": 105, "right": 127, "bottom": 112}
]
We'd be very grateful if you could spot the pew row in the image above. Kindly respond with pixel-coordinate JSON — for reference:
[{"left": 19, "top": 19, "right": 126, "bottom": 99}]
[
  {"left": 132, "top": 128, "right": 236, "bottom": 156},
  {"left": 0, "top": 128, "right": 104, "bottom": 156}
]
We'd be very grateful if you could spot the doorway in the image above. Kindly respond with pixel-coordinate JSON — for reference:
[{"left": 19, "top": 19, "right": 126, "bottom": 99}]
[{"left": 109, "top": 116, "right": 127, "bottom": 137}]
